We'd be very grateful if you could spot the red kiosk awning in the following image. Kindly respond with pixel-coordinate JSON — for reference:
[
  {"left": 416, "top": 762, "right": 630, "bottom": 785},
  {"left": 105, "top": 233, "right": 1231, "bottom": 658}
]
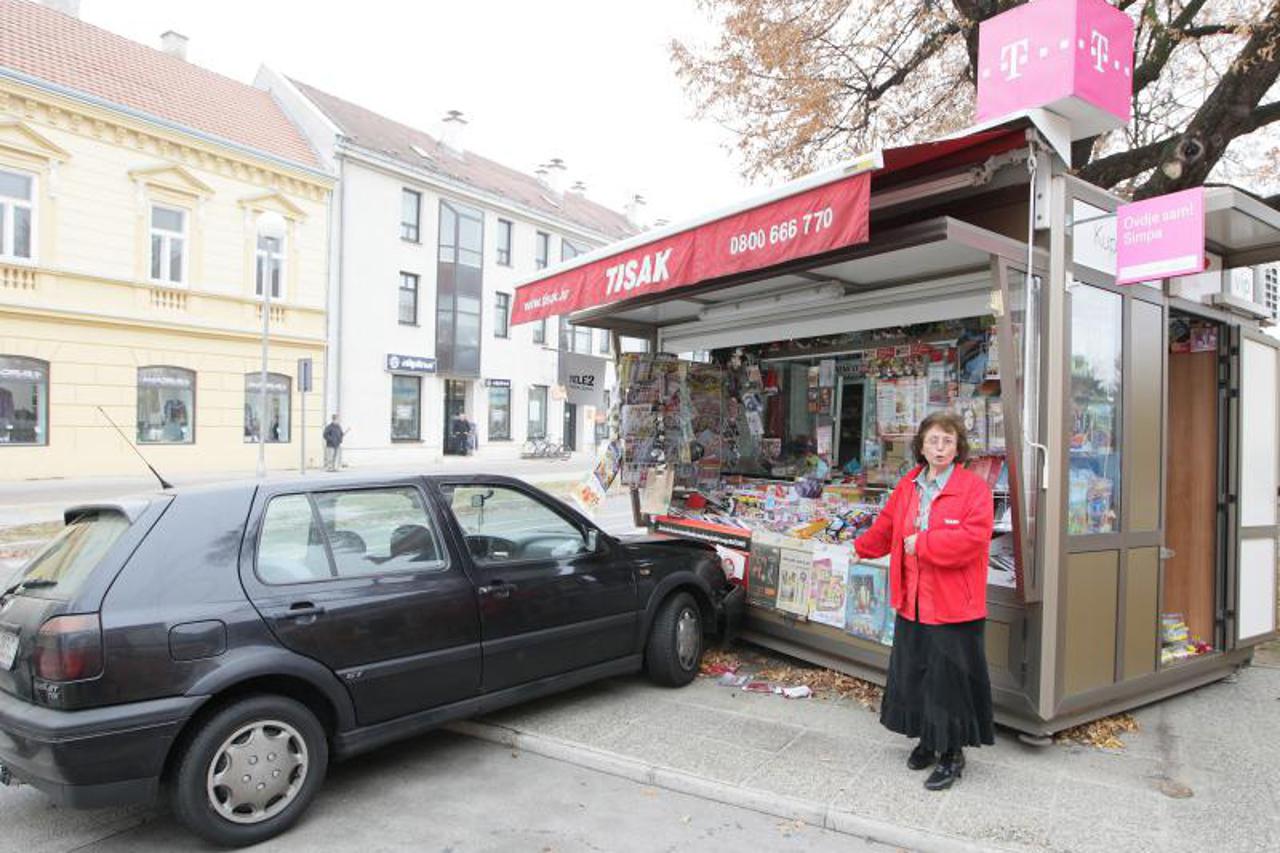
[{"left": 510, "top": 128, "right": 1027, "bottom": 326}]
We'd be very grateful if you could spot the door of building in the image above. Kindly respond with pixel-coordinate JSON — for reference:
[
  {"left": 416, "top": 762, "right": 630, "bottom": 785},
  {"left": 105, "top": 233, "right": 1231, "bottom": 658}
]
[
  {"left": 563, "top": 402, "right": 577, "bottom": 451},
  {"left": 444, "top": 379, "right": 469, "bottom": 455}
]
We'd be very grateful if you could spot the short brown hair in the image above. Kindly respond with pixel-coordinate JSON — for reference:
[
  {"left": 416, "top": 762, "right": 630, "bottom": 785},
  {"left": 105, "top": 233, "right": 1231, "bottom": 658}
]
[{"left": 911, "top": 411, "right": 970, "bottom": 465}]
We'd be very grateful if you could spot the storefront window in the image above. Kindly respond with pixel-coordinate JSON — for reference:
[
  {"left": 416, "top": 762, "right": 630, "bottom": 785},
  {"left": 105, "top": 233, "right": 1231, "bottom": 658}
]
[
  {"left": 244, "top": 372, "right": 292, "bottom": 443},
  {"left": 488, "top": 385, "right": 511, "bottom": 440},
  {"left": 391, "top": 375, "right": 421, "bottom": 441},
  {"left": 137, "top": 366, "right": 195, "bottom": 444},
  {"left": 527, "top": 385, "right": 547, "bottom": 439},
  {"left": 0, "top": 355, "right": 47, "bottom": 445},
  {"left": 1068, "top": 285, "right": 1122, "bottom": 534}
]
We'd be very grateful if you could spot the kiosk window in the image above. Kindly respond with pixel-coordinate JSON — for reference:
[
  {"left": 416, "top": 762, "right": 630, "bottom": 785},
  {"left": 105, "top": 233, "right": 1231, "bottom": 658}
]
[{"left": 1068, "top": 285, "right": 1122, "bottom": 534}]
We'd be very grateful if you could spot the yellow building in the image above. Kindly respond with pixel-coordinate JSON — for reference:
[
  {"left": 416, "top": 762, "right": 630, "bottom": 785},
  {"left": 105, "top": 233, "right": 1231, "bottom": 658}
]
[{"left": 0, "top": 1, "right": 332, "bottom": 480}]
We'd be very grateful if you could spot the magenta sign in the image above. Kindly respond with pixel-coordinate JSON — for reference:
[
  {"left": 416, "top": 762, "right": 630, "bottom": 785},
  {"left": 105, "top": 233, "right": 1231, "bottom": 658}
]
[
  {"left": 976, "top": 0, "right": 1134, "bottom": 138},
  {"left": 1115, "top": 188, "right": 1205, "bottom": 285}
]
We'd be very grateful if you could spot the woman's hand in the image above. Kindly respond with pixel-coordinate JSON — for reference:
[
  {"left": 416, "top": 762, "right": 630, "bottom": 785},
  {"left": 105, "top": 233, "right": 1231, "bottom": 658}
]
[{"left": 904, "top": 534, "right": 918, "bottom": 556}]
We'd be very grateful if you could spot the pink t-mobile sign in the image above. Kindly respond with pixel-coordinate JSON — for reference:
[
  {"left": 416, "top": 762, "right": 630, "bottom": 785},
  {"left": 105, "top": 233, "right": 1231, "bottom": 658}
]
[
  {"left": 976, "top": 0, "right": 1134, "bottom": 138},
  {"left": 1115, "top": 188, "right": 1205, "bottom": 285}
]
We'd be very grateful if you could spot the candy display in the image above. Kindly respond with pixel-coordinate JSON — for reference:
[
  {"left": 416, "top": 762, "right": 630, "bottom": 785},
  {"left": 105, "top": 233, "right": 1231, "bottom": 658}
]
[{"left": 1160, "top": 612, "right": 1212, "bottom": 664}]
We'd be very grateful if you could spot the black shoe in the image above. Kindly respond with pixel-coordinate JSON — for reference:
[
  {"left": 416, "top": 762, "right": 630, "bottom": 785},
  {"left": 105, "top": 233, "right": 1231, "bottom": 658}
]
[
  {"left": 924, "top": 750, "right": 965, "bottom": 791},
  {"left": 906, "top": 743, "right": 936, "bottom": 771}
]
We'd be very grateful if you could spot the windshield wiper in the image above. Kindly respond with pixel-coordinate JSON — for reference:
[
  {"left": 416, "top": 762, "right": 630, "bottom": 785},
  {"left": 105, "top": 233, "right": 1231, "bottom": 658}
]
[{"left": 1, "top": 578, "right": 57, "bottom": 598}]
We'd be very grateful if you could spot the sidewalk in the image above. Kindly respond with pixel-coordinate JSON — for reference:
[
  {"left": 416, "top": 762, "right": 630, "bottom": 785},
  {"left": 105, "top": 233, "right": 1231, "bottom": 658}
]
[{"left": 451, "top": 650, "right": 1280, "bottom": 853}]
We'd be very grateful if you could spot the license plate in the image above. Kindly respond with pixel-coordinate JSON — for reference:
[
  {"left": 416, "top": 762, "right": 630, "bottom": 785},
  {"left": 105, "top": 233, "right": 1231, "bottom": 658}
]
[{"left": 0, "top": 630, "right": 17, "bottom": 671}]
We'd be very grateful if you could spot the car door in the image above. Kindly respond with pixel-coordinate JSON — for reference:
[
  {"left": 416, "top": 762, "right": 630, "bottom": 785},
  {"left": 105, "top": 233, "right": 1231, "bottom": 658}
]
[
  {"left": 241, "top": 482, "right": 481, "bottom": 727},
  {"left": 435, "top": 479, "right": 637, "bottom": 692}
]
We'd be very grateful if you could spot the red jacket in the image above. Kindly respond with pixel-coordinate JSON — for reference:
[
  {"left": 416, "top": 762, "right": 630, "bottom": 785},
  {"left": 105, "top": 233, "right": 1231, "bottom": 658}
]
[{"left": 853, "top": 464, "right": 994, "bottom": 624}]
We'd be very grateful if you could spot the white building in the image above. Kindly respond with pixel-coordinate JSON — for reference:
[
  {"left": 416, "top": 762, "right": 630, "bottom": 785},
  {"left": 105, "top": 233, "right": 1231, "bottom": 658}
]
[{"left": 258, "top": 69, "right": 635, "bottom": 464}]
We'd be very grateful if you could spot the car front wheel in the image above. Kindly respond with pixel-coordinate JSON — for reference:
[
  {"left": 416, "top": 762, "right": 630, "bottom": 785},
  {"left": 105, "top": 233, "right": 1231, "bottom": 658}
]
[
  {"left": 170, "top": 694, "right": 328, "bottom": 848},
  {"left": 645, "top": 591, "right": 704, "bottom": 687}
]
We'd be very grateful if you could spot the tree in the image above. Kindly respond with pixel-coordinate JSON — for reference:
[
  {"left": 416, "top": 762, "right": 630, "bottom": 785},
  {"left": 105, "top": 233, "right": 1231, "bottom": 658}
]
[{"left": 672, "top": 0, "right": 1280, "bottom": 203}]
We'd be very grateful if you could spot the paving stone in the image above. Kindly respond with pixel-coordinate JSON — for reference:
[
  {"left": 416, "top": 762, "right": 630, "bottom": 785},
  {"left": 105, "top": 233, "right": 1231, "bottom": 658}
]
[
  {"left": 830, "top": 771, "right": 951, "bottom": 832},
  {"left": 1052, "top": 777, "right": 1169, "bottom": 830},
  {"left": 780, "top": 728, "right": 883, "bottom": 770},
  {"left": 933, "top": 796, "right": 1054, "bottom": 852},
  {"left": 606, "top": 721, "right": 777, "bottom": 785},
  {"left": 740, "top": 751, "right": 861, "bottom": 804},
  {"left": 1046, "top": 817, "right": 1168, "bottom": 853}
]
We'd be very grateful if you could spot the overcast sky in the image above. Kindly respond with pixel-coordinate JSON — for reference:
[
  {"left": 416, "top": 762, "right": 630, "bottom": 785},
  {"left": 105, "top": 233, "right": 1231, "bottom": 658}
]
[{"left": 79, "top": 0, "right": 756, "bottom": 225}]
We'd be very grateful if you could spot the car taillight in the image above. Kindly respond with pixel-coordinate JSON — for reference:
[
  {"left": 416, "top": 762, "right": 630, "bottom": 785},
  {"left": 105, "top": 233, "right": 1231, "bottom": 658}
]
[{"left": 33, "top": 614, "right": 104, "bottom": 682}]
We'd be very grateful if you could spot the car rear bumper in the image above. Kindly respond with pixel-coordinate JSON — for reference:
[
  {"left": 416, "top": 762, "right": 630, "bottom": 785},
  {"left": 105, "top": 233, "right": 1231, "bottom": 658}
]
[{"left": 0, "top": 689, "right": 204, "bottom": 808}]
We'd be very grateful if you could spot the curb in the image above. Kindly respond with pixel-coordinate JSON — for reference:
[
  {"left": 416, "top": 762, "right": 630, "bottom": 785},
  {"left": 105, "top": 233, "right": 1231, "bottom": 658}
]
[{"left": 445, "top": 719, "right": 995, "bottom": 853}]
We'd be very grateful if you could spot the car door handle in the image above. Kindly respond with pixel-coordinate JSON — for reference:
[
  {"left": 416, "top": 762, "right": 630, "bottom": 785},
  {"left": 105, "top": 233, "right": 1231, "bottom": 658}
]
[
  {"left": 276, "top": 603, "right": 325, "bottom": 623},
  {"left": 477, "top": 582, "right": 515, "bottom": 599}
]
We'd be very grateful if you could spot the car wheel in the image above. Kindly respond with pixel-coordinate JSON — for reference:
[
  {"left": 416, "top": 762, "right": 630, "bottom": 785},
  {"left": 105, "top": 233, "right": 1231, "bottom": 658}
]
[
  {"left": 170, "top": 695, "right": 328, "bottom": 848},
  {"left": 645, "top": 591, "right": 704, "bottom": 687}
]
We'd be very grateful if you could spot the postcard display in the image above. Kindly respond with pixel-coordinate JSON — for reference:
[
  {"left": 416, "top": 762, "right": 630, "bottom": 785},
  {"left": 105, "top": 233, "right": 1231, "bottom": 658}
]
[{"left": 618, "top": 318, "right": 1016, "bottom": 650}]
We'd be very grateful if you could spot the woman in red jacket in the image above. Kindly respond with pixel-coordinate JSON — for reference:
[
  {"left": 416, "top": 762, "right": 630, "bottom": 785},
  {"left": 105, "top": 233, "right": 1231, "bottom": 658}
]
[{"left": 854, "top": 411, "right": 995, "bottom": 790}]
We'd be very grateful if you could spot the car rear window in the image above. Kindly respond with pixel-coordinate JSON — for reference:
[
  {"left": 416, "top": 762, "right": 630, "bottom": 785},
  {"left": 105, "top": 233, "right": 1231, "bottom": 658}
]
[{"left": 14, "top": 511, "right": 131, "bottom": 596}]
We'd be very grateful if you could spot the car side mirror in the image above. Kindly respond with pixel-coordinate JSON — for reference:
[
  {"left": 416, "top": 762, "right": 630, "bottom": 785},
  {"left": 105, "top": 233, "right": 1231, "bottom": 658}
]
[
  {"left": 586, "top": 529, "right": 602, "bottom": 553},
  {"left": 470, "top": 494, "right": 485, "bottom": 509}
]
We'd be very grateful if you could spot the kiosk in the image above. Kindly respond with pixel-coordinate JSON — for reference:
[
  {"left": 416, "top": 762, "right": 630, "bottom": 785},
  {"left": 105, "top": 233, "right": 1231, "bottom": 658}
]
[{"left": 511, "top": 119, "right": 1280, "bottom": 735}]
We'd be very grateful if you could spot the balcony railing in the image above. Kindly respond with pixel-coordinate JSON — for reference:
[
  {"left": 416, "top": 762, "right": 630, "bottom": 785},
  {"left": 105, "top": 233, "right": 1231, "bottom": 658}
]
[{"left": 0, "top": 262, "right": 37, "bottom": 291}]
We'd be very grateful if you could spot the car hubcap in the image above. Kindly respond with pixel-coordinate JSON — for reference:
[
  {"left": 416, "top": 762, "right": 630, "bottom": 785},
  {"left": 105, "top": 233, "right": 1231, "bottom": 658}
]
[
  {"left": 675, "top": 608, "right": 700, "bottom": 670},
  {"left": 207, "top": 719, "right": 308, "bottom": 825}
]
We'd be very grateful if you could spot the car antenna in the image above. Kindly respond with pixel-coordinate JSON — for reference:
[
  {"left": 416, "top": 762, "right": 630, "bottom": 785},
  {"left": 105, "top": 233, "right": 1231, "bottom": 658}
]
[{"left": 96, "top": 405, "right": 174, "bottom": 489}]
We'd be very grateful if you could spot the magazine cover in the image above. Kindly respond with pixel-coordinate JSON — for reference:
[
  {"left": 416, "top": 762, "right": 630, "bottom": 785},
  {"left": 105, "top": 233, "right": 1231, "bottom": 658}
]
[
  {"left": 845, "top": 559, "right": 890, "bottom": 643},
  {"left": 748, "top": 530, "right": 784, "bottom": 607},
  {"left": 953, "top": 396, "right": 987, "bottom": 453},
  {"left": 809, "top": 543, "right": 850, "bottom": 628},
  {"left": 986, "top": 398, "right": 1005, "bottom": 453},
  {"left": 775, "top": 539, "right": 813, "bottom": 616}
]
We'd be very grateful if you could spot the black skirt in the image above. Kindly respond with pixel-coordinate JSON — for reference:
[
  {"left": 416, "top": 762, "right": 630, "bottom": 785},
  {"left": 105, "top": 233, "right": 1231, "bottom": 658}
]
[{"left": 879, "top": 614, "right": 996, "bottom": 753}]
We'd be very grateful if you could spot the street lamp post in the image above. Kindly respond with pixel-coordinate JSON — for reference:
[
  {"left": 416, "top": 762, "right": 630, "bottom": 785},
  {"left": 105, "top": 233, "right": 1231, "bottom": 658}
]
[{"left": 256, "top": 211, "right": 287, "bottom": 478}]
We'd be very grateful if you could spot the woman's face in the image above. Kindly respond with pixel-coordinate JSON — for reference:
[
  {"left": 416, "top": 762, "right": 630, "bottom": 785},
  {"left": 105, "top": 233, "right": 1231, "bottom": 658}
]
[{"left": 922, "top": 425, "right": 958, "bottom": 470}]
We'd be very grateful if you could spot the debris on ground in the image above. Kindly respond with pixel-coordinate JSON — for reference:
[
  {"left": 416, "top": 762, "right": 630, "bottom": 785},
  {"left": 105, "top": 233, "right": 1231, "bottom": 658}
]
[
  {"left": 698, "top": 648, "right": 883, "bottom": 709},
  {"left": 1053, "top": 713, "right": 1140, "bottom": 750}
]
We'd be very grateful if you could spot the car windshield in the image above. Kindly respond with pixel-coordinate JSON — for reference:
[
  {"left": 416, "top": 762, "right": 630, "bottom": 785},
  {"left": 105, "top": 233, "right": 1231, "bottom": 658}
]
[{"left": 15, "top": 511, "right": 131, "bottom": 595}]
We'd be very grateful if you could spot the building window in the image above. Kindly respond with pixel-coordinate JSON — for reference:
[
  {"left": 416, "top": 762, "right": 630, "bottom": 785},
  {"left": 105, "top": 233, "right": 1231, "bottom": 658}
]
[
  {"left": 255, "top": 233, "right": 285, "bottom": 299},
  {"left": 137, "top": 366, "right": 195, "bottom": 444},
  {"left": 488, "top": 385, "right": 511, "bottom": 440},
  {"left": 436, "top": 199, "right": 485, "bottom": 376},
  {"left": 558, "top": 317, "right": 593, "bottom": 354},
  {"left": 0, "top": 355, "right": 48, "bottom": 446},
  {"left": 1265, "top": 266, "right": 1278, "bottom": 321},
  {"left": 0, "top": 168, "right": 34, "bottom": 261},
  {"left": 497, "top": 219, "right": 512, "bottom": 266},
  {"left": 533, "top": 318, "right": 546, "bottom": 345},
  {"left": 527, "top": 385, "right": 548, "bottom": 440},
  {"left": 149, "top": 205, "right": 187, "bottom": 284},
  {"left": 494, "top": 292, "right": 510, "bottom": 338},
  {"left": 401, "top": 189, "right": 421, "bottom": 242},
  {"left": 244, "top": 372, "right": 292, "bottom": 443},
  {"left": 535, "top": 231, "right": 550, "bottom": 270},
  {"left": 598, "top": 329, "right": 611, "bottom": 355},
  {"left": 391, "top": 375, "right": 421, "bottom": 441},
  {"left": 399, "top": 272, "right": 419, "bottom": 325},
  {"left": 1068, "top": 285, "right": 1122, "bottom": 534},
  {"left": 561, "top": 239, "right": 584, "bottom": 262}
]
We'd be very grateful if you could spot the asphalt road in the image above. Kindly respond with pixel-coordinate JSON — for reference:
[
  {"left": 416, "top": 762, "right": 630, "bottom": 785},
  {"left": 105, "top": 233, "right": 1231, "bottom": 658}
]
[{"left": 0, "top": 731, "right": 890, "bottom": 852}]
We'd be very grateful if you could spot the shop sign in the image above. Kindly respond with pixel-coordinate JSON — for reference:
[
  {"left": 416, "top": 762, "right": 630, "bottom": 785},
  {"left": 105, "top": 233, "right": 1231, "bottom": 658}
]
[
  {"left": 558, "top": 352, "right": 607, "bottom": 406},
  {"left": 140, "top": 371, "right": 193, "bottom": 389},
  {"left": 385, "top": 354, "right": 437, "bottom": 374},
  {"left": 1072, "top": 200, "right": 1117, "bottom": 275},
  {"left": 483, "top": 378, "right": 511, "bottom": 388},
  {"left": 975, "top": 0, "right": 1133, "bottom": 138},
  {"left": 511, "top": 171, "right": 871, "bottom": 325},
  {"left": 653, "top": 515, "right": 752, "bottom": 551},
  {"left": 246, "top": 375, "right": 290, "bottom": 394},
  {"left": 1115, "top": 187, "right": 1204, "bottom": 285}
]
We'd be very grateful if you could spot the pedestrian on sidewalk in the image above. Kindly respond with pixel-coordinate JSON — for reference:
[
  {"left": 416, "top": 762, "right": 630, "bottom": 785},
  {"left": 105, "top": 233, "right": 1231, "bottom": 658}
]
[
  {"left": 853, "top": 411, "right": 995, "bottom": 791},
  {"left": 322, "top": 414, "right": 349, "bottom": 472}
]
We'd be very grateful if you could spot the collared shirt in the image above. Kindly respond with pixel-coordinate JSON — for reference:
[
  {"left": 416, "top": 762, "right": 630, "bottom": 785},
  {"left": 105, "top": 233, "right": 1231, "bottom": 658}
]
[{"left": 912, "top": 464, "right": 954, "bottom": 531}]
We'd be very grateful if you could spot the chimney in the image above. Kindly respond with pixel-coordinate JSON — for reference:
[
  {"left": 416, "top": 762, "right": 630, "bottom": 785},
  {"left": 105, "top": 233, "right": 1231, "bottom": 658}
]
[
  {"left": 42, "top": 0, "right": 80, "bottom": 17},
  {"left": 438, "top": 110, "right": 467, "bottom": 157},
  {"left": 543, "top": 158, "right": 567, "bottom": 196},
  {"left": 624, "top": 193, "right": 647, "bottom": 227},
  {"left": 160, "top": 30, "right": 189, "bottom": 60}
]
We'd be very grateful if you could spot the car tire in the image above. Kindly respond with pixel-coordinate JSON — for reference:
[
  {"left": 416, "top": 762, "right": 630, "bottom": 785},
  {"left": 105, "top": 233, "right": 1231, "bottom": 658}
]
[
  {"left": 170, "top": 694, "right": 328, "bottom": 848},
  {"left": 645, "top": 591, "right": 704, "bottom": 687}
]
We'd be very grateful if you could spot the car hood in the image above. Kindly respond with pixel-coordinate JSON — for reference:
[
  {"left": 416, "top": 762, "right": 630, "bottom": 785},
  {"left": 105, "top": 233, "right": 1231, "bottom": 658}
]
[{"left": 615, "top": 533, "right": 715, "bottom": 561}]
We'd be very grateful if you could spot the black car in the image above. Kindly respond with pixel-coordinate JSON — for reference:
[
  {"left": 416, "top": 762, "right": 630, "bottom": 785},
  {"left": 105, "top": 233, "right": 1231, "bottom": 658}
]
[{"left": 0, "top": 474, "right": 744, "bottom": 847}]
